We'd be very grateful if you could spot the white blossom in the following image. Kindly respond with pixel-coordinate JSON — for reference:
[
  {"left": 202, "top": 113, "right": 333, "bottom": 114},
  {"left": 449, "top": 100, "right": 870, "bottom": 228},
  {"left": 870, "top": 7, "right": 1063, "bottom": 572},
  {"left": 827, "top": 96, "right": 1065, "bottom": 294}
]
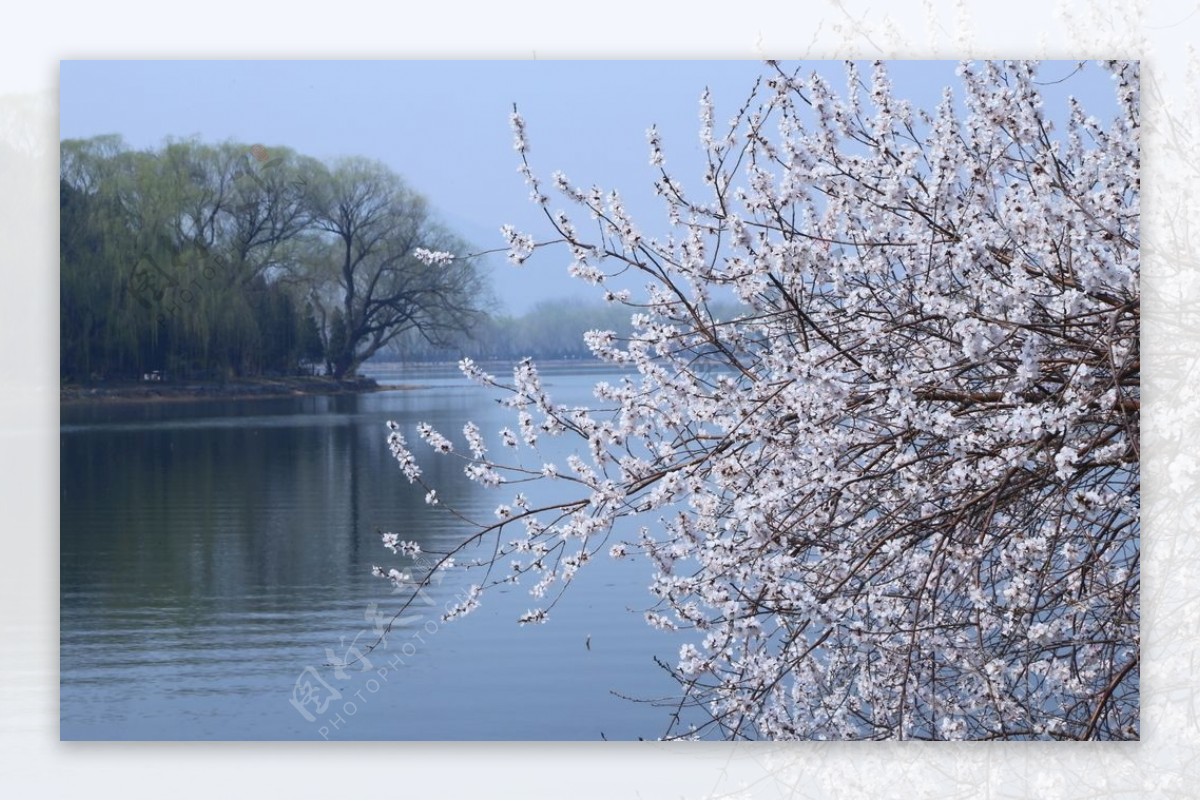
[
  {"left": 518, "top": 608, "right": 548, "bottom": 625},
  {"left": 412, "top": 247, "right": 456, "bottom": 266},
  {"left": 375, "top": 61, "right": 1139, "bottom": 742}
]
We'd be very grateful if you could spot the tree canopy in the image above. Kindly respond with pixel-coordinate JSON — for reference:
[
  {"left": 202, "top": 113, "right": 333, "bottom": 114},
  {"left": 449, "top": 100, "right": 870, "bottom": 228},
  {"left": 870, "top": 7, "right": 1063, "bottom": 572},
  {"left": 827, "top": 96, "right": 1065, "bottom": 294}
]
[
  {"left": 60, "top": 137, "right": 487, "bottom": 382},
  {"left": 374, "top": 61, "right": 1140, "bottom": 740}
]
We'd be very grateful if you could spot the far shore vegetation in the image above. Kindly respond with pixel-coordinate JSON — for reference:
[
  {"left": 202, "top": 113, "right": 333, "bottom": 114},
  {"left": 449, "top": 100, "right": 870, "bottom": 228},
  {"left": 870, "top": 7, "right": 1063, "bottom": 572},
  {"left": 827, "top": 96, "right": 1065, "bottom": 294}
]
[{"left": 61, "top": 135, "right": 745, "bottom": 402}]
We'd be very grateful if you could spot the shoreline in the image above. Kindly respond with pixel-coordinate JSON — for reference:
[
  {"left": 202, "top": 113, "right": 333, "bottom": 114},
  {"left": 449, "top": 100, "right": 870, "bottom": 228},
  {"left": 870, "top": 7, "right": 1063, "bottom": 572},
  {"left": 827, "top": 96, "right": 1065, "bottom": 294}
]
[
  {"left": 60, "top": 358, "right": 624, "bottom": 405},
  {"left": 59, "top": 375, "right": 398, "bottom": 405}
]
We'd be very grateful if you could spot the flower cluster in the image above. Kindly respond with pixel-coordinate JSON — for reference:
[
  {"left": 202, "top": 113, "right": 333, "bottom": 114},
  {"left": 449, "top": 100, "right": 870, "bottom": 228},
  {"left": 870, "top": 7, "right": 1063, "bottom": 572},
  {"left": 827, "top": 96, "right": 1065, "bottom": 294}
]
[
  {"left": 380, "top": 532, "right": 421, "bottom": 557},
  {"left": 412, "top": 247, "right": 456, "bottom": 266},
  {"left": 500, "top": 224, "right": 535, "bottom": 265}
]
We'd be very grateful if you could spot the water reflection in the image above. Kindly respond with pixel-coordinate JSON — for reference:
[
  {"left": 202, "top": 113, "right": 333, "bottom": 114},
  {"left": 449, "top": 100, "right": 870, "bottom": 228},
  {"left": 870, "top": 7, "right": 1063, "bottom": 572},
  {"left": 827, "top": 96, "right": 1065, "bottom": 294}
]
[{"left": 60, "top": 368, "right": 682, "bottom": 740}]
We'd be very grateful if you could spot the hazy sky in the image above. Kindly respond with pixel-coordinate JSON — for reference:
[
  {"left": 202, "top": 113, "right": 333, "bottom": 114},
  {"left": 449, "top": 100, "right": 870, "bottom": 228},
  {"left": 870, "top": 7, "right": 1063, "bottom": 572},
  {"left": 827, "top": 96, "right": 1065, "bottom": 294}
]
[{"left": 59, "top": 60, "right": 1118, "bottom": 314}]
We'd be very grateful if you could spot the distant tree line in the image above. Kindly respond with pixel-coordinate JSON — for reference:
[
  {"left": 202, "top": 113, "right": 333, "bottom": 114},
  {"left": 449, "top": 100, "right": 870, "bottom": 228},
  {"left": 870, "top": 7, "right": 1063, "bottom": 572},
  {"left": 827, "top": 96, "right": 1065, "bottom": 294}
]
[
  {"left": 60, "top": 136, "right": 488, "bottom": 383},
  {"left": 381, "top": 297, "right": 749, "bottom": 363}
]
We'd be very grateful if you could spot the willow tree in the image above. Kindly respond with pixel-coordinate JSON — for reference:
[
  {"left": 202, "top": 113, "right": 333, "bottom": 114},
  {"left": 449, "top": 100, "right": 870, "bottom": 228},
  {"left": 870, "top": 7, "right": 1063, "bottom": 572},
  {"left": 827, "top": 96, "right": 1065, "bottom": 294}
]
[
  {"left": 61, "top": 138, "right": 482, "bottom": 380},
  {"left": 60, "top": 136, "right": 174, "bottom": 378},
  {"left": 376, "top": 61, "right": 1139, "bottom": 741},
  {"left": 61, "top": 138, "right": 328, "bottom": 379}
]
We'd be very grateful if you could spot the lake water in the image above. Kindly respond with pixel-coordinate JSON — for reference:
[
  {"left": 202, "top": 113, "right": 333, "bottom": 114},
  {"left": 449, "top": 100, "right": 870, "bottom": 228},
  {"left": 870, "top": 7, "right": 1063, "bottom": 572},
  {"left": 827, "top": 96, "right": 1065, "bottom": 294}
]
[{"left": 60, "top": 364, "right": 688, "bottom": 740}]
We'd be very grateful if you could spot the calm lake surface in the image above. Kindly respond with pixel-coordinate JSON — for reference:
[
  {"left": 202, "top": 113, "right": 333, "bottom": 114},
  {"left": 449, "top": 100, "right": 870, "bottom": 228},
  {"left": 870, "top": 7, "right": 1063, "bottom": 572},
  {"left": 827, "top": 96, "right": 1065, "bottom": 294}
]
[{"left": 60, "top": 364, "right": 687, "bottom": 740}]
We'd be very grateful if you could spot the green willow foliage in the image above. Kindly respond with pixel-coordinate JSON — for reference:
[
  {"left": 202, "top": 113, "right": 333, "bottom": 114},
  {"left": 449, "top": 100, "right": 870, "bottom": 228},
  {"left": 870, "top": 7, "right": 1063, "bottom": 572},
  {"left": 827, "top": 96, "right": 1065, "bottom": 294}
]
[{"left": 60, "top": 136, "right": 484, "bottom": 382}]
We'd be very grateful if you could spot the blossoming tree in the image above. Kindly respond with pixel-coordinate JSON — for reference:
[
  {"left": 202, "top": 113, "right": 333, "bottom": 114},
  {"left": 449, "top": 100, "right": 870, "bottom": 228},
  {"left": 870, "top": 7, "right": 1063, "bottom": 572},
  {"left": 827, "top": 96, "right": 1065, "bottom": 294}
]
[{"left": 379, "top": 60, "right": 1139, "bottom": 740}]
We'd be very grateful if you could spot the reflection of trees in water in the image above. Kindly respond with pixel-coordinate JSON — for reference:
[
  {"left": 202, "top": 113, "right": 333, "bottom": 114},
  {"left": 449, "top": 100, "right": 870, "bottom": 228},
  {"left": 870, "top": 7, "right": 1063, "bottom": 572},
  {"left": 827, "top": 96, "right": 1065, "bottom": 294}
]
[{"left": 59, "top": 394, "right": 499, "bottom": 619}]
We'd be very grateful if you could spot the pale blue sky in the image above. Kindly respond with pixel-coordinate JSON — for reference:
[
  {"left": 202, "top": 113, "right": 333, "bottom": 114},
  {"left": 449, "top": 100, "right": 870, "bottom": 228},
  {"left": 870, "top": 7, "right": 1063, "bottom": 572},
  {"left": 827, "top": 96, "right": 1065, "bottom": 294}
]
[{"left": 59, "top": 60, "right": 1117, "bottom": 314}]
